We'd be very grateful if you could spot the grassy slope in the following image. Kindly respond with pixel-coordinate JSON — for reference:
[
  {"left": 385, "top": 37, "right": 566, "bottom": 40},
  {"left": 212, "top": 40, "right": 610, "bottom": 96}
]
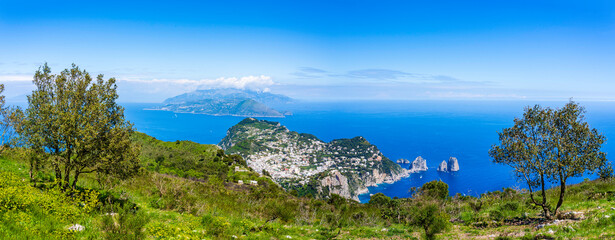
[{"left": 1, "top": 133, "right": 614, "bottom": 239}]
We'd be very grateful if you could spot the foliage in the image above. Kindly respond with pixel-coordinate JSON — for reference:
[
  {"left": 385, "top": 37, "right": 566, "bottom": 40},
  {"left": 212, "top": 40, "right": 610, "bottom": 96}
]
[
  {"left": 101, "top": 203, "right": 149, "bottom": 240},
  {"left": 132, "top": 132, "right": 245, "bottom": 181},
  {"left": 411, "top": 203, "right": 450, "bottom": 240},
  {"left": 368, "top": 192, "right": 392, "bottom": 207},
  {"left": 417, "top": 180, "right": 449, "bottom": 200},
  {"left": 201, "top": 214, "right": 230, "bottom": 237},
  {"left": 12, "top": 64, "right": 140, "bottom": 189},
  {"left": 489, "top": 100, "right": 609, "bottom": 219}
]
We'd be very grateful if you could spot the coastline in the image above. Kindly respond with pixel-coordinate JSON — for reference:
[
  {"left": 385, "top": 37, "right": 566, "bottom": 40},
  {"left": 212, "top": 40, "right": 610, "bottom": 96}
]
[
  {"left": 143, "top": 108, "right": 286, "bottom": 118},
  {"left": 357, "top": 166, "right": 411, "bottom": 200}
]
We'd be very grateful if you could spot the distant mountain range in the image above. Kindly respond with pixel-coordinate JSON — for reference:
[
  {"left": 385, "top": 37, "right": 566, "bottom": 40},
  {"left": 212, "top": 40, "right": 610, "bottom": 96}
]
[{"left": 152, "top": 89, "right": 293, "bottom": 117}]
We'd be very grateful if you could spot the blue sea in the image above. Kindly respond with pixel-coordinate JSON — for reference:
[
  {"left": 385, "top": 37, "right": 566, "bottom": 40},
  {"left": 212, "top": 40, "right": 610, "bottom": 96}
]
[{"left": 122, "top": 100, "right": 615, "bottom": 203}]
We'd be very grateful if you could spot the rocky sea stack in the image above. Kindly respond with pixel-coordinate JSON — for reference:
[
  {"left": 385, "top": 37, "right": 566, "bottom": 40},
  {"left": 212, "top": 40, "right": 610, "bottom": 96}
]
[
  {"left": 437, "top": 157, "right": 460, "bottom": 172},
  {"left": 437, "top": 160, "right": 448, "bottom": 172},
  {"left": 396, "top": 158, "right": 410, "bottom": 164},
  {"left": 410, "top": 156, "right": 428, "bottom": 172},
  {"left": 448, "top": 157, "right": 460, "bottom": 171}
]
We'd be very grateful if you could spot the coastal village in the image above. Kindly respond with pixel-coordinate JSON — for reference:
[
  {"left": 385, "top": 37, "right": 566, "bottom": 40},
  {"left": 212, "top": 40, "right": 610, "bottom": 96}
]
[
  {"left": 220, "top": 119, "right": 390, "bottom": 184},
  {"left": 219, "top": 118, "right": 408, "bottom": 200},
  {"left": 219, "top": 118, "right": 460, "bottom": 200}
]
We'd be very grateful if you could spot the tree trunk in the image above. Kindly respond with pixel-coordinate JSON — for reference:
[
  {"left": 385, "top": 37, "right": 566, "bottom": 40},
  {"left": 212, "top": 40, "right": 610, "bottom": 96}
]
[
  {"left": 54, "top": 163, "right": 62, "bottom": 184},
  {"left": 554, "top": 178, "right": 566, "bottom": 217},
  {"left": 72, "top": 170, "right": 80, "bottom": 189},
  {"left": 540, "top": 174, "right": 551, "bottom": 219}
]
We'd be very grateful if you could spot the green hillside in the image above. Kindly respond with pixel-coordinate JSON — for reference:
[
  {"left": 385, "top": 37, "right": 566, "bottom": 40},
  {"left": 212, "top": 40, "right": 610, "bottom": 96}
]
[{"left": 1, "top": 133, "right": 614, "bottom": 239}]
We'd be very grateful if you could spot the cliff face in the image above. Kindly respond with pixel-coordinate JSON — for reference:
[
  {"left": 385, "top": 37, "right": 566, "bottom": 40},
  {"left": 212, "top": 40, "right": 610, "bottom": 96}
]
[
  {"left": 410, "top": 156, "right": 428, "bottom": 172},
  {"left": 220, "top": 118, "right": 408, "bottom": 200},
  {"left": 448, "top": 157, "right": 460, "bottom": 171},
  {"left": 437, "top": 160, "right": 448, "bottom": 172}
]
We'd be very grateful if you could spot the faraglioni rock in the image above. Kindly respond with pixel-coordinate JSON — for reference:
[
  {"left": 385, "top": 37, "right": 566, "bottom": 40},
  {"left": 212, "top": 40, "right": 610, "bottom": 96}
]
[
  {"left": 396, "top": 158, "right": 410, "bottom": 164},
  {"left": 448, "top": 157, "right": 460, "bottom": 171},
  {"left": 437, "top": 160, "right": 448, "bottom": 172},
  {"left": 410, "top": 156, "right": 428, "bottom": 172}
]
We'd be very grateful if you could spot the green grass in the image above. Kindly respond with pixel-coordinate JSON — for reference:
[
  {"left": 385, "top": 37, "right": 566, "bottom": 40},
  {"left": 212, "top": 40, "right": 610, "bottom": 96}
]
[{"left": 2, "top": 133, "right": 615, "bottom": 239}]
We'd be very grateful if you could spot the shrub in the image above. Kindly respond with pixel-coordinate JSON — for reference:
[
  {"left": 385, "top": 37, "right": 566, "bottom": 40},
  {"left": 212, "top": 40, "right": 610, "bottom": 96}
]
[
  {"left": 489, "top": 209, "right": 504, "bottom": 221},
  {"left": 419, "top": 180, "right": 449, "bottom": 200},
  {"left": 500, "top": 202, "right": 519, "bottom": 212},
  {"left": 263, "top": 200, "right": 297, "bottom": 223},
  {"left": 368, "top": 193, "right": 391, "bottom": 207},
  {"left": 0, "top": 172, "right": 81, "bottom": 220},
  {"left": 201, "top": 214, "right": 230, "bottom": 237},
  {"left": 102, "top": 203, "right": 150, "bottom": 240},
  {"left": 411, "top": 203, "right": 450, "bottom": 240},
  {"left": 460, "top": 211, "right": 477, "bottom": 225},
  {"left": 147, "top": 222, "right": 180, "bottom": 239}
]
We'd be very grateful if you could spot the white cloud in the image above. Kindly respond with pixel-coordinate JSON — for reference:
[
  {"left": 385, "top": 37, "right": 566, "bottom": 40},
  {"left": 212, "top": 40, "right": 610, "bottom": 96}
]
[
  {"left": 0, "top": 75, "right": 32, "bottom": 82},
  {"left": 118, "top": 75, "right": 274, "bottom": 91},
  {"left": 114, "top": 75, "right": 276, "bottom": 102}
]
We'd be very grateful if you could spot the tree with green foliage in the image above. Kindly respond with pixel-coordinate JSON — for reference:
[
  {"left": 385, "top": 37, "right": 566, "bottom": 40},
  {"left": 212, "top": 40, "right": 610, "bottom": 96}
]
[
  {"left": 12, "top": 64, "right": 140, "bottom": 189},
  {"left": 489, "top": 100, "right": 610, "bottom": 219},
  {"left": 411, "top": 203, "right": 450, "bottom": 240},
  {"left": 408, "top": 180, "right": 451, "bottom": 239},
  {"left": 418, "top": 180, "right": 449, "bottom": 200},
  {"left": 368, "top": 192, "right": 392, "bottom": 207}
]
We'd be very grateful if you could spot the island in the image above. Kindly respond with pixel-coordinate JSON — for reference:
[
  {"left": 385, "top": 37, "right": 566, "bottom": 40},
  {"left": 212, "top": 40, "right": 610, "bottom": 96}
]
[
  {"left": 219, "top": 118, "right": 409, "bottom": 201},
  {"left": 409, "top": 156, "right": 428, "bottom": 172},
  {"left": 396, "top": 158, "right": 410, "bottom": 164},
  {"left": 437, "top": 157, "right": 460, "bottom": 172},
  {"left": 150, "top": 88, "right": 293, "bottom": 117}
]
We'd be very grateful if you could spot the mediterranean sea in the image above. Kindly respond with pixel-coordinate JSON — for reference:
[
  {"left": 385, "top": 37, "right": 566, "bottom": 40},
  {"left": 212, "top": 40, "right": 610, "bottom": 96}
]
[{"left": 122, "top": 100, "right": 615, "bottom": 203}]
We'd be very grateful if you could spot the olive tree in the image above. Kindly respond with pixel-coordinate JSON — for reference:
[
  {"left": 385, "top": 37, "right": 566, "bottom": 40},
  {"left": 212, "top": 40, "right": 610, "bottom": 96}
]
[
  {"left": 13, "top": 64, "right": 140, "bottom": 189},
  {"left": 489, "top": 101, "right": 609, "bottom": 219}
]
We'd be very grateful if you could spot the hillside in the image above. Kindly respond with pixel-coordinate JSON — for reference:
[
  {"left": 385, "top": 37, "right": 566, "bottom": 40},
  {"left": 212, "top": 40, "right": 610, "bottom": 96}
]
[
  {"left": 153, "top": 89, "right": 293, "bottom": 117},
  {"left": 0, "top": 133, "right": 614, "bottom": 239},
  {"left": 219, "top": 118, "right": 409, "bottom": 201}
]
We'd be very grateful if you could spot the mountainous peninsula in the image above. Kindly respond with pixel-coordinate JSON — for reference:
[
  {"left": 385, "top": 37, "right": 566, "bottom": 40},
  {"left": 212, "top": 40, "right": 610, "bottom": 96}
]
[
  {"left": 152, "top": 89, "right": 293, "bottom": 117},
  {"left": 219, "top": 118, "right": 409, "bottom": 201}
]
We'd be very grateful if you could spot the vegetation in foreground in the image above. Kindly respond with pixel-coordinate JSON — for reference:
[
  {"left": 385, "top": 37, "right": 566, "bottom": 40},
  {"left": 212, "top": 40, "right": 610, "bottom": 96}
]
[
  {"left": 0, "top": 65, "right": 614, "bottom": 239},
  {"left": 1, "top": 146, "right": 615, "bottom": 239}
]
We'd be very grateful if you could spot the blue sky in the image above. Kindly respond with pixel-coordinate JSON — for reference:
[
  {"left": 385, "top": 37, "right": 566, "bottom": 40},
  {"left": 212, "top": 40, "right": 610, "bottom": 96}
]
[{"left": 1, "top": 0, "right": 614, "bottom": 102}]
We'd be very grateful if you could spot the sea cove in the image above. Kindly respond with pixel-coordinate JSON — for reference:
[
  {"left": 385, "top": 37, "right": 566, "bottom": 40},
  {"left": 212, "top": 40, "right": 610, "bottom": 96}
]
[{"left": 123, "top": 100, "right": 615, "bottom": 203}]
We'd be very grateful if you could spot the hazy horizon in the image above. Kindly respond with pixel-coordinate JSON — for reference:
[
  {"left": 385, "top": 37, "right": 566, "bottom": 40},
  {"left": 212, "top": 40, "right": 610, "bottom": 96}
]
[{"left": 1, "top": 1, "right": 614, "bottom": 103}]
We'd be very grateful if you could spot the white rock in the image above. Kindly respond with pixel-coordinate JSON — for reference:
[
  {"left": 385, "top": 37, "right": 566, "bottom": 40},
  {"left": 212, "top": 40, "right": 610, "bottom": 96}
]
[
  {"left": 68, "top": 224, "right": 85, "bottom": 231},
  {"left": 547, "top": 229, "right": 555, "bottom": 234},
  {"left": 437, "top": 160, "right": 448, "bottom": 172},
  {"left": 448, "top": 157, "right": 460, "bottom": 171},
  {"left": 410, "top": 156, "right": 428, "bottom": 172}
]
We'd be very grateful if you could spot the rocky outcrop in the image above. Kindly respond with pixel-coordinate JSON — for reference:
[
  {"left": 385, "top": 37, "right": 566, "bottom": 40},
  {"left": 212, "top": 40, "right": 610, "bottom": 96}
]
[
  {"left": 437, "top": 160, "right": 448, "bottom": 172},
  {"left": 396, "top": 158, "right": 410, "bottom": 164},
  {"left": 410, "top": 156, "right": 428, "bottom": 172},
  {"left": 320, "top": 166, "right": 411, "bottom": 201},
  {"left": 448, "top": 157, "right": 460, "bottom": 171},
  {"left": 320, "top": 170, "right": 353, "bottom": 200}
]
